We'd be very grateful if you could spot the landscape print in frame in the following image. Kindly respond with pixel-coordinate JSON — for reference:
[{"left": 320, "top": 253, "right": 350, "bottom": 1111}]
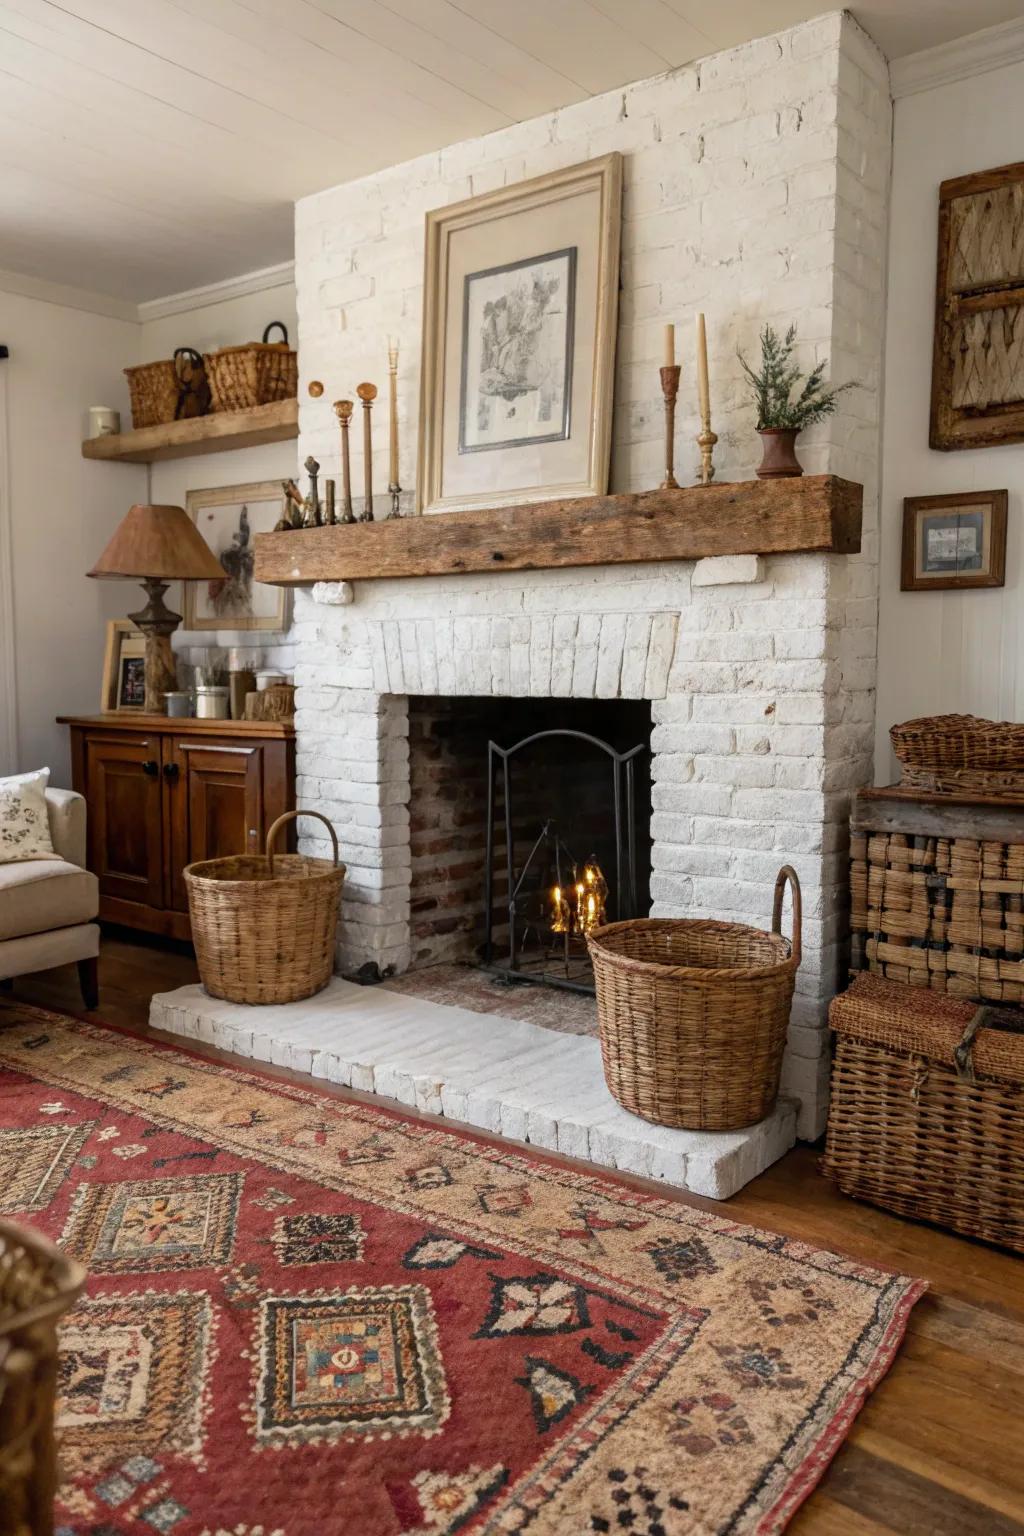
[{"left": 418, "top": 154, "right": 621, "bottom": 515}]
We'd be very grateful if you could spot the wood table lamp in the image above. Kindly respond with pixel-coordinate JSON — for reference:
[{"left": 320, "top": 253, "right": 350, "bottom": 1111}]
[{"left": 88, "top": 503, "right": 224, "bottom": 713}]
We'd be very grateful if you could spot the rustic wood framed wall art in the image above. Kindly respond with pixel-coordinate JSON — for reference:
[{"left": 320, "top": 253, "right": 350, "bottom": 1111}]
[
  {"left": 417, "top": 154, "right": 622, "bottom": 515},
  {"left": 184, "top": 481, "right": 290, "bottom": 633},
  {"left": 901, "top": 489, "right": 1008, "bottom": 591},
  {"left": 931, "top": 160, "right": 1024, "bottom": 450}
]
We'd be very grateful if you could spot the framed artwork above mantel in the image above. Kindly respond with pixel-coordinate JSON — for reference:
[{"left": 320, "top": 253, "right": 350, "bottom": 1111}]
[{"left": 417, "top": 154, "right": 622, "bottom": 516}]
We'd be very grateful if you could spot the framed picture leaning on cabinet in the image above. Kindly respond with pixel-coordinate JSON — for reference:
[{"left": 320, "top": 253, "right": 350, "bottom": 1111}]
[
  {"left": 417, "top": 154, "right": 622, "bottom": 515},
  {"left": 184, "top": 480, "right": 290, "bottom": 633}
]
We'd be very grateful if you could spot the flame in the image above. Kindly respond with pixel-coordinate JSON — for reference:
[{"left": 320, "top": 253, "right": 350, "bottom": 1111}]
[{"left": 548, "top": 860, "right": 607, "bottom": 938}]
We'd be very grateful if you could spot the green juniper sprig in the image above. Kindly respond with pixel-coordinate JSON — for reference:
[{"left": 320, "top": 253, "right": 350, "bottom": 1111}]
[{"left": 738, "top": 323, "right": 856, "bottom": 431}]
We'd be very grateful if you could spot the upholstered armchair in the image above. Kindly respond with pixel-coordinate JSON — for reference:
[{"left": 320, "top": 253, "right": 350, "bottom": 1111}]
[{"left": 0, "top": 789, "right": 99, "bottom": 1008}]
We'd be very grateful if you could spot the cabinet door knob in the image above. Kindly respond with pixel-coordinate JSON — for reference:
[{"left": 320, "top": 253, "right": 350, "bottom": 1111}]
[
  {"left": 163, "top": 761, "right": 180, "bottom": 781},
  {"left": 142, "top": 759, "right": 159, "bottom": 777}
]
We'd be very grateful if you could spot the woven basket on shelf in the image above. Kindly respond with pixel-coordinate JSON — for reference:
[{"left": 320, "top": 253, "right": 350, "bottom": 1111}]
[
  {"left": 822, "top": 972, "right": 1024, "bottom": 1252},
  {"left": 184, "top": 810, "right": 345, "bottom": 1006},
  {"left": 891, "top": 713, "right": 1024, "bottom": 796},
  {"left": 587, "top": 866, "right": 801, "bottom": 1132},
  {"left": 204, "top": 321, "right": 297, "bottom": 414},
  {"left": 0, "top": 1220, "right": 86, "bottom": 1536},
  {"left": 123, "top": 347, "right": 208, "bottom": 429}
]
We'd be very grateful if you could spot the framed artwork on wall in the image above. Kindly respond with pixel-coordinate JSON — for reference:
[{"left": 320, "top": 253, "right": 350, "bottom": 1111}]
[
  {"left": 931, "top": 159, "right": 1024, "bottom": 451},
  {"left": 417, "top": 154, "right": 622, "bottom": 515},
  {"left": 184, "top": 481, "right": 290, "bottom": 632},
  {"left": 901, "top": 489, "right": 1008, "bottom": 591}
]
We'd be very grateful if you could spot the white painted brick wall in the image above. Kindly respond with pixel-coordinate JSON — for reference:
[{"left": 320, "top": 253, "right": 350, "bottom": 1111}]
[{"left": 290, "top": 11, "right": 891, "bottom": 1140}]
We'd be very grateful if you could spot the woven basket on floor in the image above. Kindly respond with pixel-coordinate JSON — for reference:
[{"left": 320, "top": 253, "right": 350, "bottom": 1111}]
[
  {"left": 204, "top": 321, "right": 297, "bottom": 413},
  {"left": 822, "top": 973, "right": 1024, "bottom": 1252},
  {"left": 185, "top": 810, "right": 345, "bottom": 1006},
  {"left": 0, "top": 1220, "right": 86, "bottom": 1536},
  {"left": 587, "top": 866, "right": 801, "bottom": 1132}
]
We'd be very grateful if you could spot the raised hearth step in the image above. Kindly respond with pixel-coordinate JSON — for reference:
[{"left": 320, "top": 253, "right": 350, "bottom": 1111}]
[{"left": 149, "top": 978, "right": 797, "bottom": 1200}]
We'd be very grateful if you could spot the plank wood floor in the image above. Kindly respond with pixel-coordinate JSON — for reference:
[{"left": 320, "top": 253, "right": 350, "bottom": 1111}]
[{"left": 9, "top": 932, "right": 1024, "bottom": 1536}]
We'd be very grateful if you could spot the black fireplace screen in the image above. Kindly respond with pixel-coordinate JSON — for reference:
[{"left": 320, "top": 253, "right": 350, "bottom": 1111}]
[{"left": 482, "top": 727, "right": 647, "bottom": 994}]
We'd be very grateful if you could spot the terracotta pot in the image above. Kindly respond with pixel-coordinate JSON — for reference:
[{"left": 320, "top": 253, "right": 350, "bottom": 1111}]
[{"left": 756, "top": 427, "right": 803, "bottom": 479}]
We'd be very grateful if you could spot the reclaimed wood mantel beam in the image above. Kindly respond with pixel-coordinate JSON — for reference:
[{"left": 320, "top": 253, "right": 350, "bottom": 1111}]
[{"left": 254, "top": 475, "right": 862, "bottom": 586}]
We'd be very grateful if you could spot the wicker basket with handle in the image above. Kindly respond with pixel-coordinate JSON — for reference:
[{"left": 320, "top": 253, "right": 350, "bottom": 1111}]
[
  {"left": 204, "top": 321, "right": 298, "bottom": 414},
  {"left": 822, "top": 972, "right": 1024, "bottom": 1251},
  {"left": 587, "top": 866, "right": 801, "bottom": 1131},
  {"left": 184, "top": 810, "right": 345, "bottom": 1006},
  {"left": 123, "top": 347, "right": 209, "bottom": 429},
  {"left": 0, "top": 1219, "right": 86, "bottom": 1536}
]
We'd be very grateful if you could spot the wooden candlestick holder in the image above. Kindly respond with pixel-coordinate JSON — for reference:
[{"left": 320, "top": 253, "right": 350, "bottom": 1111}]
[
  {"left": 659, "top": 364, "right": 681, "bottom": 490},
  {"left": 696, "top": 424, "right": 718, "bottom": 485},
  {"left": 333, "top": 400, "right": 356, "bottom": 524},
  {"left": 357, "top": 382, "right": 377, "bottom": 522}
]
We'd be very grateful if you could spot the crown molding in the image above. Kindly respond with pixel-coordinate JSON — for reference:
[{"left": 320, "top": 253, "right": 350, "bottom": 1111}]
[
  {"left": 136, "top": 261, "right": 295, "bottom": 324},
  {"left": 0, "top": 266, "right": 138, "bottom": 322},
  {"left": 890, "top": 17, "right": 1024, "bottom": 100}
]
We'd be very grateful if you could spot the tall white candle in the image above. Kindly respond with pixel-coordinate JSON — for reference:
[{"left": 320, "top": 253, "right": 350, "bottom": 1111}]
[
  {"left": 696, "top": 313, "right": 710, "bottom": 423},
  {"left": 663, "top": 323, "right": 675, "bottom": 369}
]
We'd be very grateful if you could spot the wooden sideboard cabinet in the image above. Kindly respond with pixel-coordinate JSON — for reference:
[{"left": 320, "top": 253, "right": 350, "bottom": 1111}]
[{"left": 59, "top": 713, "right": 295, "bottom": 941}]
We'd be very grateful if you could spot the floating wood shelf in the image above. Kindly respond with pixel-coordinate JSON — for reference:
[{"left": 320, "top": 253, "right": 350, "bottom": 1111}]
[
  {"left": 81, "top": 399, "right": 298, "bottom": 464},
  {"left": 254, "top": 475, "right": 863, "bottom": 586}
]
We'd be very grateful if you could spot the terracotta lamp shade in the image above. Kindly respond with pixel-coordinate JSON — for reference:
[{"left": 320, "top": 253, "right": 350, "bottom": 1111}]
[{"left": 89, "top": 504, "right": 224, "bottom": 714}]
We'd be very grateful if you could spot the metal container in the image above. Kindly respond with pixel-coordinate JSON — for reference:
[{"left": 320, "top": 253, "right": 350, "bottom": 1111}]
[
  {"left": 164, "top": 691, "right": 193, "bottom": 719},
  {"left": 195, "top": 685, "right": 229, "bottom": 720}
]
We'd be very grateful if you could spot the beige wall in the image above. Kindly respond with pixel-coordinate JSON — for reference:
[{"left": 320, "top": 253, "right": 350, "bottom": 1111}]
[
  {"left": 0, "top": 289, "right": 144, "bottom": 783},
  {"left": 876, "top": 60, "right": 1024, "bottom": 780}
]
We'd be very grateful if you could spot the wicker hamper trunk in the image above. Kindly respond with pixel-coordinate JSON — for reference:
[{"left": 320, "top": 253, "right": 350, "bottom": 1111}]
[
  {"left": 587, "top": 866, "right": 801, "bottom": 1132},
  {"left": 822, "top": 972, "right": 1024, "bottom": 1252}
]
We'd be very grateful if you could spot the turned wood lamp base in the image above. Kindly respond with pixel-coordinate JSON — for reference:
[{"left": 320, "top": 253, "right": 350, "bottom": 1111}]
[{"left": 128, "top": 578, "right": 182, "bottom": 713}]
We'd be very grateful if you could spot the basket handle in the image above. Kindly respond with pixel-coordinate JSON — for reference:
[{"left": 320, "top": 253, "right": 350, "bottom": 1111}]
[
  {"left": 772, "top": 865, "right": 802, "bottom": 967},
  {"left": 265, "top": 810, "right": 339, "bottom": 876},
  {"left": 262, "top": 321, "right": 289, "bottom": 345}
]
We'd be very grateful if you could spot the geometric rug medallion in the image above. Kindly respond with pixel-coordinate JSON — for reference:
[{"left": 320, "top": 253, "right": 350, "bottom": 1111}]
[{"left": 0, "top": 1003, "right": 925, "bottom": 1535}]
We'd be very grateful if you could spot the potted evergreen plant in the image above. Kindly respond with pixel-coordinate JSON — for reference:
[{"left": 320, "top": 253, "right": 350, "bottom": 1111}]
[{"left": 738, "top": 323, "right": 855, "bottom": 478}]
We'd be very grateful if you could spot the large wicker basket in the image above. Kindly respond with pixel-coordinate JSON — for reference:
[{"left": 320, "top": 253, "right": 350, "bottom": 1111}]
[
  {"left": 587, "top": 867, "right": 801, "bottom": 1131},
  {"left": 891, "top": 713, "right": 1024, "bottom": 797},
  {"left": 204, "top": 321, "right": 297, "bottom": 413},
  {"left": 0, "top": 1220, "right": 86, "bottom": 1536},
  {"left": 123, "top": 347, "right": 208, "bottom": 429},
  {"left": 185, "top": 811, "right": 345, "bottom": 1006},
  {"left": 822, "top": 972, "right": 1024, "bottom": 1252}
]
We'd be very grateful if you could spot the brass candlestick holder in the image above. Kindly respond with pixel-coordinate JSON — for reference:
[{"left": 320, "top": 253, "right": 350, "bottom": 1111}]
[
  {"left": 302, "top": 455, "right": 321, "bottom": 527},
  {"left": 333, "top": 400, "right": 356, "bottom": 523},
  {"left": 659, "top": 364, "right": 681, "bottom": 489},
  {"left": 357, "top": 382, "right": 377, "bottom": 522},
  {"left": 324, "top": 478, "right": 336, "bottom": 525},
  {"left": 696, "top": 423, "right": 718, "bottom": 485}
]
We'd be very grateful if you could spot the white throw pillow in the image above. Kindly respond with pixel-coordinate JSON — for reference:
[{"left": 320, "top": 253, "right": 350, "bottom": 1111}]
[{"left": 0, "top": 768, "right": 58, "bottom": 864}]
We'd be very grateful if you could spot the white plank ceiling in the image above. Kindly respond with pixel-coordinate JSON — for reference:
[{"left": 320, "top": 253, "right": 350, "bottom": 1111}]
[{"left": 0, "top": 0, "right": 1018, "bottom": 302}]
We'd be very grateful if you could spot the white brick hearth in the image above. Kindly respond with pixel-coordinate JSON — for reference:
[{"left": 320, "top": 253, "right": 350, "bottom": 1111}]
[
  {"left": 150, "top": 980, "right": 797, "bottom": 1200},
  {"left": 267, "top": 8, "right": 892, "bottom": 1155}
]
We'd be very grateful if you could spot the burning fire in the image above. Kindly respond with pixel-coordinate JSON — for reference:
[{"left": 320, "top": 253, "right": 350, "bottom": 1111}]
[{"left": 549, "top": 859, "right": 607, "bottom": 938}]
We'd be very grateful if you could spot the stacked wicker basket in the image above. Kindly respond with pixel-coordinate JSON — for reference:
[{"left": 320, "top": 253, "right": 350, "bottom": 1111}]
[
  {"left": 822, "top": 712, "right": 1024, "bottom": 1252},
  {"left": 124, "top": 322, "right": 297, "bottom": 430}
]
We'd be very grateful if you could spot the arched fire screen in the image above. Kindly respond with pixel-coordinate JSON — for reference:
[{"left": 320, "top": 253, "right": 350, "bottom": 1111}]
[{"left": 483, "top": 727, "right": 647, "bottom": 994}]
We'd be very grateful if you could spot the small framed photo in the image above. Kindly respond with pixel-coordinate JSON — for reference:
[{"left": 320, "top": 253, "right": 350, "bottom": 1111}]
[
  {"left": 901, "top": 490, "right": 1008, "bottom": 591},
  {"left": 184, "top": 481, "right": 290, "bottom": 632},
  {"left": 100, "top": 619, "right": 146, "bottom": 711}
]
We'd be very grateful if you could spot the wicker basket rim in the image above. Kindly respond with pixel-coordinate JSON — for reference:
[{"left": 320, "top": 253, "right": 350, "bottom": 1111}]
[
  {"left": 588, "top": 917, "right": 795, "bottom": 981},
  {"left": 183, "top": 856, "right": 345, "bottom": 886},
  {"left": 205, "top": 341, "right": 294, "bottom": 358}
]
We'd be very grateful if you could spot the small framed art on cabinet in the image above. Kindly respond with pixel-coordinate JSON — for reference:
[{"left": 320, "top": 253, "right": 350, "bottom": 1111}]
[
  {"left": 100, "top": 619, "right": 147, "bottom": 711},
  {"left": 901, "top": 489, "right": 1008, "bottom": 591}
]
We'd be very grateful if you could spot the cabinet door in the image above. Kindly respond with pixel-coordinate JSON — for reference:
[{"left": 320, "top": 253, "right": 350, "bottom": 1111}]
[
  {"left": 84, "top": 733, "right": 164, "bottom": 908},
  {"left": 166, "top": 738, "right": 265, "bottom": 912}
]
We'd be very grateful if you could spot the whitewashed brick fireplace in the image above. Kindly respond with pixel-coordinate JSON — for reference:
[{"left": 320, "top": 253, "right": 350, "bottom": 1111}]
[{"left": 287, "top": 10, "right": 892, "bottom": 1141}]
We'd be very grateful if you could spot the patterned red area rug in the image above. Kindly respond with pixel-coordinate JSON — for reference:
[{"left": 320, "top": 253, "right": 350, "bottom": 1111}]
[{"left": 0, "top": 1003, "right": 924, "bottom": 1536}]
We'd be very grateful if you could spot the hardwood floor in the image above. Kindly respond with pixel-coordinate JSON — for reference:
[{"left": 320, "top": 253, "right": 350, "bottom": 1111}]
[{"left": 10, "top": 933, "right": 1024, "bottom": 1535}]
